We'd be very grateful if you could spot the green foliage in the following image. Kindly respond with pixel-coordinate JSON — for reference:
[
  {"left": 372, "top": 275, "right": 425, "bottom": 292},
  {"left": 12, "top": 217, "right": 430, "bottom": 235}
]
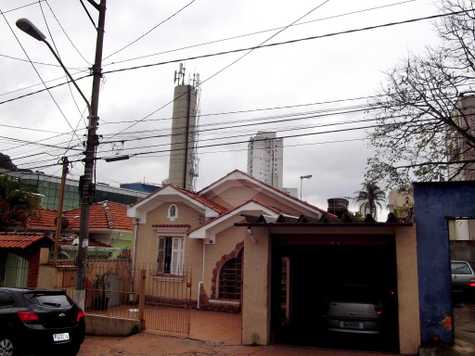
[
  {"left": 354, "top": 182, "right": 385, "bottom": 220},
  {"left": 0, "top": 175, "right": 40, "bottom": 230}
]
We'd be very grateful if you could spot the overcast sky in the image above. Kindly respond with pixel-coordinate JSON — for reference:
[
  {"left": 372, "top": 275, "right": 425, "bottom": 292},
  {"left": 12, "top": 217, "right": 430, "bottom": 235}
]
[{"left": 0, "top": 0, "right": 441, "bottom": 214}]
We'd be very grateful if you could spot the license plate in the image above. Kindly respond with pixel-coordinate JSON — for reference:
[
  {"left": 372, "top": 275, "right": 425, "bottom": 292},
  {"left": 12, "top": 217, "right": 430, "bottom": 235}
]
[
  {"left": 53, "top": 333, "right": 70, "bottom": 342},
  {"left": 341, "top": 321, "right": 363, "bottom": 329}
]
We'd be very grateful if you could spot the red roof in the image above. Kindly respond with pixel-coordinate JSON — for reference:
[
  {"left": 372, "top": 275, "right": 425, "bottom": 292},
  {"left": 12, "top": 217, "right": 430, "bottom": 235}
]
[
  {"left": 28, "top": 209, "right": 58, "bottom": 230},
  {"left": 170, "top": 184, "right": 228, "bottom": 214},
  {"left": 0, "top": 232, "right": 52, "bottom": 249},
  {"left": 199, "top": 169, "right": 335, "bottom": 218},
  {"left": 64, "top": 201, "right": 133, "bottom": 231}
]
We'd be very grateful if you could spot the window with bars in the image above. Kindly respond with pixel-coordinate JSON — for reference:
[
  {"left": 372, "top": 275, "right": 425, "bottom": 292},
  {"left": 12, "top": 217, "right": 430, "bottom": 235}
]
[
  {"left": 157, "top": 236, "right": 184, "bottom": 275},
  {"left": 218, "top": 249, "right": 242, "bottom": 300}
]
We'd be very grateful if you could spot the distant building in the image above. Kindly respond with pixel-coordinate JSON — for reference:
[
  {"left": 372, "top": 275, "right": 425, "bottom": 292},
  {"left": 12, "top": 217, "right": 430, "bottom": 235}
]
[
  {"left": 282, "top": 187, "right": 298, "bottom": 198},
  {"left": 247, "top": 131, "right": 283, "bottom": 188},
  {"left": 167, "top": 64, "right": 200, "bottom": 191},
  {"left": 448, "top": 95, "right": 475, "bottom": 180},
  {"left": 3, "top": 170, "right": 147, "bottom": 211},
  {"left": 120, "top": 182, "right": 160, "bottom": 194}
]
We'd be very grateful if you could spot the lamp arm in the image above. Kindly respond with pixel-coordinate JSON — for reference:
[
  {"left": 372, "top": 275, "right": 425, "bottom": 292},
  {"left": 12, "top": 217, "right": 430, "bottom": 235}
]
[{"left": 43, "top": 40, "right": 91, "bottom": 114}]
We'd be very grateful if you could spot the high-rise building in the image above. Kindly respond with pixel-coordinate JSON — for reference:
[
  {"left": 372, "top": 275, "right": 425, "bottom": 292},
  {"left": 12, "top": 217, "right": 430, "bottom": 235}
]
[
  {"left": 448, "top": 95, "right": 475, "bottom": 180},
  {"left": 247, "top": 131, "right": 283, "bottom": 188},
  {"left": 167, "top": 64, "right": 200, "bottom": 191}
]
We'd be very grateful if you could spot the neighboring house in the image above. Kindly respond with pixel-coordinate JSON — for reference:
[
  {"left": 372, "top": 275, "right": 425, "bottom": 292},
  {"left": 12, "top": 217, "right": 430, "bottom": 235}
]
[
  {"left": 63, "top": 201, "right": 133, "bottom": 249},
  {"left": 0, "top": 232, "right": 52, "bottom": 288},
  {"left": 27, "top": 201, "right": 133, "bottom": 259},
  {"left": 128, "top": 169, "right": 421, "bottom": 353}
]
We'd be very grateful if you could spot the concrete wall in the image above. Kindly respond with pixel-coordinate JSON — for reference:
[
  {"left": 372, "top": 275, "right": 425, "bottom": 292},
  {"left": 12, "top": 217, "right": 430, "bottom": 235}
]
[
  {"left": 242, "top": 227, "right": 270, "bottom": 345},
  {"left": 85, "top": 314, "right": 141, "bottom": 336},
  {"left": 395, "top": 226, "right": 421, "bottom": 355},
  {"left": 414, "top": 181, "right": 475, "bottom": 345}
]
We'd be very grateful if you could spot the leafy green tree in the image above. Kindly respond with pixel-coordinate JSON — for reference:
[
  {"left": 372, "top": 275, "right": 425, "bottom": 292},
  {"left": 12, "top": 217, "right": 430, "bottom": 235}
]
[
  {"left": 355, "top": 182, "right": 386, "bottom": 220},
  {"left": 0, "top": 175, "right": 39, "bottom": 230}
]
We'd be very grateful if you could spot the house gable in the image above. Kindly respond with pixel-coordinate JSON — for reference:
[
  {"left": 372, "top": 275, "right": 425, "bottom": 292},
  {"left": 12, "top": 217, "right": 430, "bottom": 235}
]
[
  {"left": 128, "top": 185, "right": 220, "bottom": 224},
  {"left": 200, "top": 170, "right": 325, "bottom": 218}
]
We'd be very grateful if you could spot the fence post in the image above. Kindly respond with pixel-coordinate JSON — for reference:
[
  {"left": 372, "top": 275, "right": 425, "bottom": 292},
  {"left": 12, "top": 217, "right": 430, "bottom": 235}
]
[{"left": 138, "top": 269, "right": 146, "bottom": 330}]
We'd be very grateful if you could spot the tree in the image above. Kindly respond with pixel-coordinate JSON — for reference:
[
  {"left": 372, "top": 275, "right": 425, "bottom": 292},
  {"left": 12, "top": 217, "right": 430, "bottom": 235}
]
[
  {"left": 366, "top": 0, "right": 475, "bottom": 188},
  {"left": 355, "top": 182, "right": 386, "bottom": 220},
  {"left": 0, "top": 175, "right": 39, "bottom": 230}
]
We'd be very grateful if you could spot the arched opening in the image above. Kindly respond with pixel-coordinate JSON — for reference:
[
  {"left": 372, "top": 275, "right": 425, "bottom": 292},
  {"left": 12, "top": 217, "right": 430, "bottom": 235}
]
[{"left": 218, "top": 249, "right": 243, "bottom": 300}]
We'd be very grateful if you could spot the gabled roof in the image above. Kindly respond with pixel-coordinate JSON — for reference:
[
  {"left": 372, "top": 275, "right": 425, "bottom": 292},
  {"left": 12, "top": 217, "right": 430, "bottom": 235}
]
[
  {"left": 128, "top": 184, "right": 224, "bottom": 222},
  {"left": 199, "top": 170, "right": 333, "bottom": 218},
  {"left": 0, "top": 232, "right": 52, "bottom": 249},
  {"left": 64, "top": 201, "right": 133, "bottom": 231},
  {"left": 28, "top": 209, "right": 57, "bottom": 230},
  {"left": 188, "top": 200, "right": 280, "bottom": 239}
]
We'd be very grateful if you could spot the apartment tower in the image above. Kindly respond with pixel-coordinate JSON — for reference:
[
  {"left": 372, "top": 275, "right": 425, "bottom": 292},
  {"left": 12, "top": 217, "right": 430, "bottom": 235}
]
[{"left": 247, "top": 131, "right": 283, "bottom": 188}]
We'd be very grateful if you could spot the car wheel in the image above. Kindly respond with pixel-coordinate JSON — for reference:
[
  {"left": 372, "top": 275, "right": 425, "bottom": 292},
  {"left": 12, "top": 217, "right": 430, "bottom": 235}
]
[{"left": 0, "top": 337, "right": 16, "bottom": 356}]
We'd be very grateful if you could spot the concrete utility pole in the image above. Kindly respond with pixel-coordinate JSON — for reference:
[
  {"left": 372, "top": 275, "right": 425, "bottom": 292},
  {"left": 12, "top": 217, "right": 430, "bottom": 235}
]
[
  {"left": 76, "top": 0, "right": 107, "bottom": 308},
  {"left": 54, "top": 156, "right": 69, "bottom": 262}
]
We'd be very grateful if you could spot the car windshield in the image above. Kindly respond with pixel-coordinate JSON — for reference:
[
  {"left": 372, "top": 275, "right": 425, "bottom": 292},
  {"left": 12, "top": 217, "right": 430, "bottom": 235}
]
[
  {"left": 26, "top": 293, "right": 72, "bottom": 308},
  {"left": 451, "top": 262, "right": 472, "bottom": 275},
  {"left": 330, "top": 285, "right": 380, "bottom": 304}
]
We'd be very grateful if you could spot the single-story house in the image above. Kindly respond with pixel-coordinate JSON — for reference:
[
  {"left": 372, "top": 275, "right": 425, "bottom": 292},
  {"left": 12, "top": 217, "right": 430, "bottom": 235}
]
[
  {"left": 0, "top": 232, "right": 52, "bottom": 288},
  {"left": 128, "top": 170, "right": 421, "bottom": 354}
]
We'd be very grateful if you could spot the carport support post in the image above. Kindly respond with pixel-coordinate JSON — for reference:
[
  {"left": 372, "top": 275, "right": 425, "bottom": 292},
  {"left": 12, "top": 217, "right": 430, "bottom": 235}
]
[{"left": 138, "top": 269, "right": 146, "bottom": 330}]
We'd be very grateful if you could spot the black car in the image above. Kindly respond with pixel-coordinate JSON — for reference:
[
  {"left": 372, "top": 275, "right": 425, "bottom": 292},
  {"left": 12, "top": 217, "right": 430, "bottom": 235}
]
[{"left": 0, "top": 288, "right": 85, "bottom": 356}]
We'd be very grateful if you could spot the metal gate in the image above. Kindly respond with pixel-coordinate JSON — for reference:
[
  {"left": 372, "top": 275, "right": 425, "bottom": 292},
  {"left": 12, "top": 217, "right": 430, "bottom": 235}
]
[{"left": 142, "top": 268, "right": 192, "bottom": 337}]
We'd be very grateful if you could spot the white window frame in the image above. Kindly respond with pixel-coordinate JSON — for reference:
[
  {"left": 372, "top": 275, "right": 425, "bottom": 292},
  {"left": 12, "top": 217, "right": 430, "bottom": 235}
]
[
  {"left": 157, "top": 235, "right": 185, "bottom": 276},
  {"left": 167, "top": 204, "right": 178, "bottom": 221}
]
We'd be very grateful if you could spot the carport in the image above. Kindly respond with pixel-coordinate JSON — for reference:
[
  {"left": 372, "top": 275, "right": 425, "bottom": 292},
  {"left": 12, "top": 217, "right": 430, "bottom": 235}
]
[{"left": 238, "top": 217, "right": 421, "bottom": 355}]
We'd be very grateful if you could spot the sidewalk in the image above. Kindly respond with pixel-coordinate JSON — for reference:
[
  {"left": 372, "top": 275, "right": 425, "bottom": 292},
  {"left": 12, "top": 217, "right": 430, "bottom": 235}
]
[{"left": 79, "top": 333, "right": 400, "bottom": 356}]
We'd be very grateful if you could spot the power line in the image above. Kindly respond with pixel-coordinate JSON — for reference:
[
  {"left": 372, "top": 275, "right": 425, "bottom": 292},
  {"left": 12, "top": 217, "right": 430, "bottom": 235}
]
[
  {"left": 103, "top": 0, "right": 416, "bottom": 67},
  {"left": 0, "top": 122, "right": 61, "bottom": 134},
  {"left": 0, "top": 7, "right": 81, "bottom": 139},
  {"left": 0, "top": 52, "right": 84, "bottom": 69},
  {"left": 103, "top": 8, "right": 467, "bottom": 136},
  {"left": 104, "top": 0, "right": 199, "bottom": 60},
  {"left": 0, "top": 134, "right": 83, "bottom": 151},
  {"left": 79, "top": 0, "right": 97, "bottom": 29},
  {"left": 3, "top": 0, "right": 45, "bottom": 14},
  {"left": 107, "top": 0, "right": 333, "bottom": 138},
  {"left": 39, "top": 0, "right": 88, "bottom": 130},
  {"left": 44, "top": 0, "right": 91, "bottom": 65}
]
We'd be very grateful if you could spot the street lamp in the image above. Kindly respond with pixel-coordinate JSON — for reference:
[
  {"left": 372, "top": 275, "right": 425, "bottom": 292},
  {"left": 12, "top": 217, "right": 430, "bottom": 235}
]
[
  {"left": 16, "top": 18, "right": 91, "bottom": 113},
  {"left": 16, "top": 1, "right": 107, "bottom": 309},
  {"left": 299, "top": 174, "right": 312, "bottom": 200}
]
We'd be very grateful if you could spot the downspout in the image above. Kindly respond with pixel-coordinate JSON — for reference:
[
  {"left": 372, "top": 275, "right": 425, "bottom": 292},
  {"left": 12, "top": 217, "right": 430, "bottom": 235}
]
[
  {"left": 197, "top": 239, "right": 206, "bottom": 309},
  {"left": 132, "top": 218, "right": 139, "bottom": 272}
]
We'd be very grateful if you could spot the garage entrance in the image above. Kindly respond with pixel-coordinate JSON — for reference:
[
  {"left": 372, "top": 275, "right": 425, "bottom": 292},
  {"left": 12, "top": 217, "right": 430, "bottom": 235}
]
[{"left": 270, "top": 234, "right": 399, "bottom": 353}]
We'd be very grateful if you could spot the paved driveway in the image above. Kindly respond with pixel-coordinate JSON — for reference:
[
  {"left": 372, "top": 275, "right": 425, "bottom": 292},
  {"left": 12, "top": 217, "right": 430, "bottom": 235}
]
[{"left": 78, "top": 333, "right": 399, "bottom": 356}]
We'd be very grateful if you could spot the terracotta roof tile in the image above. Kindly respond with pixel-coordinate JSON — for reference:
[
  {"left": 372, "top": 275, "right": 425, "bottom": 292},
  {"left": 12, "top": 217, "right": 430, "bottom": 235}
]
[
  {"left": 28, "top": 209, "right": 58, "bottom": 230},
  {"left": 0, "top": 232, "right": 52, "bottom": 249},
  {"left": 172, "top": 185, "right": 228, "bottom": 214},
  {"left": 64, "top": 201, "right": 133, "bottom": 231}
]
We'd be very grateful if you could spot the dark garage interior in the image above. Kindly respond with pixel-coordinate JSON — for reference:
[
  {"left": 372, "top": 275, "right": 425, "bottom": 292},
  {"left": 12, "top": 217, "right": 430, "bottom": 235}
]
[{"left": 270, "top": 234, "right": 399, "bottom": 353}]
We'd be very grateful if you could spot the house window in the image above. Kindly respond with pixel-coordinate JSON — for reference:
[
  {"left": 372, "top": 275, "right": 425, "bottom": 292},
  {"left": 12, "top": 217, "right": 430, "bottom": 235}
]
[
  {"left": 167, "top": 204, "right": 178, "bottom": 221},
  {"left": 219, "top": 249, "right": 242, "bottom": 300},
  {"left": 157, "top": 236, "right": 184, "bottom": 275}
]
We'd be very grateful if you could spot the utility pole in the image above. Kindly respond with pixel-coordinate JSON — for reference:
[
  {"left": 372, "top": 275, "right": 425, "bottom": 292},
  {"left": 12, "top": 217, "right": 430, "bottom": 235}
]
[
  {"left": 76, "top": 0, "right": 107, "bottom": 308},
  {"left": 54, "top": 156, "right": 69, "bottom": 263}
]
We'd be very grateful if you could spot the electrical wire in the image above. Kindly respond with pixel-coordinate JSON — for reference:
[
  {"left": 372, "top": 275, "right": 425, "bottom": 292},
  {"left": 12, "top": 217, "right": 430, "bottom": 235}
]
[
  {"left": 103, "top": 8, "right": 467, "bottom": 137},
  {"left": 79, "top": 0, "right": 97, "bottom": 29},
  {"left": 0, "top": 7, "right": 82, "bottom": 139},
  {"left": 0, "top": 52, "right": 84, "bottom": 69},
  {"left": 3, "top": 0, "right": 45, "bottom": 14},
  {"left": 44, "top": 0, "right": 91, "bottom": 65},
  {"left": 104, "top": 0, "right": 199, "bottom": 60},
  {"left": 102, "top": 0, "right": 416, "bottom": 67}
]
